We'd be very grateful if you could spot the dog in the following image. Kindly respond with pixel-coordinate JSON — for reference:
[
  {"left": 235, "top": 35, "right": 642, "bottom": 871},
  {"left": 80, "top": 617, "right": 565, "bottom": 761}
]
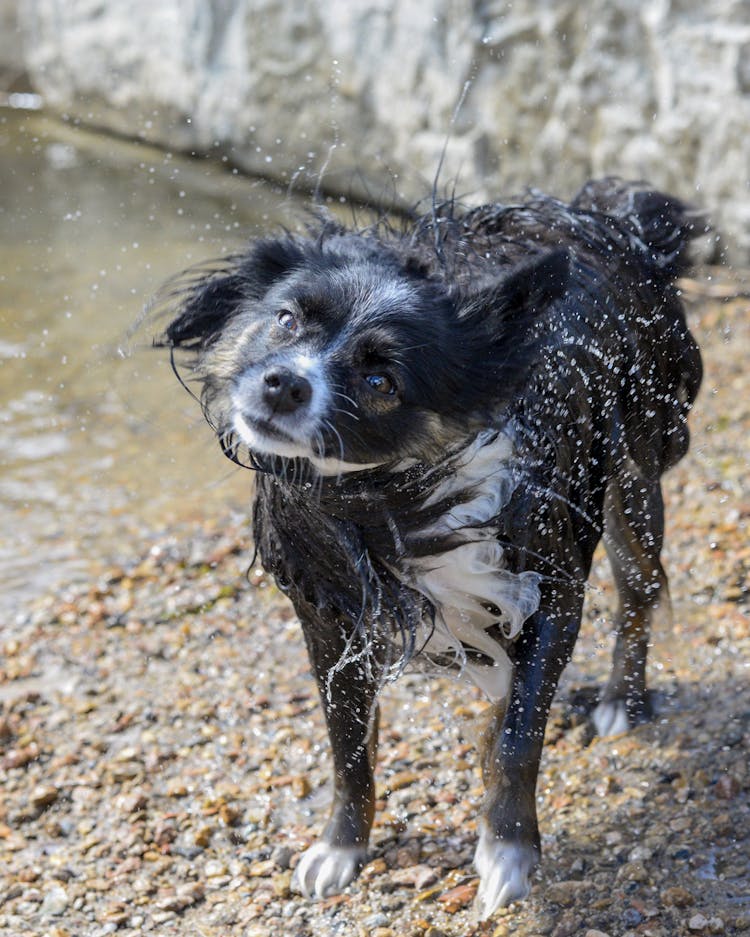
[{"left": 155, "top": 178, "right": 702, "bottom": 918}]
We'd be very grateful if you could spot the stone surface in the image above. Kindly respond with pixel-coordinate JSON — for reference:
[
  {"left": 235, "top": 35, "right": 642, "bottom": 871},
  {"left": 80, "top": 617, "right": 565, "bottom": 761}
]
[
  {"left": 5, "top": 0, "right": 750, "bottom": 260},
  {"left": 0, "top": 0, "right": 24, "bottom": 90}
]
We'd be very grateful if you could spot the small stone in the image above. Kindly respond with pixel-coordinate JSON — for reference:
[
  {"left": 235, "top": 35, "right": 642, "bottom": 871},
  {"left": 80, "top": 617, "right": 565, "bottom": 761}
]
[
  {"left": 204, "top": 860, "right": 228, "bottom": 878},
  {"left": 689, "top": 914, "right": 709, "bottom": 931},
  {"left": 584, "top": 931, "right": 612, "bottom": 937},
  {"left": 391, "top": 865, "right": 438, "bottom": 889},
  {"left": 271, "top": 844, "right": 294, "bottom": 870},
  {"left": 272, "top": 870, "right": 292, "bottom": 898},
  {"left": 385, "top": 770, "right": 420, "bottom": 792},
  {"left": 552, "top": 913, "right": 584, "bottom": 937},
  {"left": 714, "top": 775, "right": 741, "bottom": 800},
  {"left": 292, "top": 775, "right": 311, "bottom": 799},
  {"left": 546, "top": 880, "right": 588, "bottom": 907},
  {"left": 194, "top": 826, "right": 214, "bottom": 848},
  {"left": 360, "top": 857, "right": 388, "bottom": 881},
  {"left": 395, "top": 842, "right": 421, "bottom": 867},
  {"left": 179, "top": 883, "right": 204, "bottom": 905},
  {"left": 247, "top": 859, "right": 275, "bottom": 877},
  {"left": 628, "top": 844, "right": 653, "bottom": 862},
  {"left": 219, "top": 803, "right": 242, "bottom": 826},
  {"left": 708, "top": 918, "right": 725, "bottom": 934},
  {"left": 622, "top": 908, "right": 643, "bottom": 928},
  {"left": 661, "top": 886, "right": 695, "bottom": 908},
  {"left": 30, "top": 785, "right": 59, "bottom": 811},
  {"left": 40, "top": 886, "right": 69, "bottom": 917},
  {"left": 155, "top": 895, "right": 189, "bottom": 912},
  {"left": 616, "top": 861, "right": 649, "bottom": 883},
  {"left": 436, "top": 881, "right": 477, "bottom": 912},
  {"left": 416, "top": 885, "right": 443, "bottom": 903}
]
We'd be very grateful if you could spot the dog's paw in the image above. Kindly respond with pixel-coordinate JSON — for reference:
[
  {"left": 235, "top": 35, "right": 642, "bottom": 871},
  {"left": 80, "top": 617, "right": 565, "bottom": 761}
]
[
  {"left": 292, "top": 842, "right": 367, "bottom": 899},
  {"left": 592, "top": 699, "right": 631, "bottom": 737},
  {"left": 592, "top": 689, "right": 654, "bottom": 737},
  {"left": 474, "top": 823, "right": 538, "bottom": 920}
]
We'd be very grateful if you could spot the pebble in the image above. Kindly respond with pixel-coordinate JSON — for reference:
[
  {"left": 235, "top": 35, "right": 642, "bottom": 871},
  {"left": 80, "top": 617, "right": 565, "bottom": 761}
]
[
  {"left": 30, "top": 785, "right": 59, "bottom": 811},
  {"left": 661, "top": 886, "right": 695, "bottom": 907},
  {"left": 271, "top": 844, "right": 294, "bottom": 870},
  {"left": 548, "top": 880, "right": 591, "bottom": 908},
  {"left": 40, "top": 885, "right": 69, "bottom": 917},
  {"left": 436, "top": 882, "right": 476, "bottom": 913},
  {"left": 622, "top": 907, "right": 643, "bottom": 928},
  {"left": 391, "top": 865, "right": 438, "bottom": 889}
]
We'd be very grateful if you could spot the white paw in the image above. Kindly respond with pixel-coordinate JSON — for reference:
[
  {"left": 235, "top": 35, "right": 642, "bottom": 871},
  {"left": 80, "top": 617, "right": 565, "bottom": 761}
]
[
  {"left": 292, "top": 842, "right": 367, "bottom": 899},
  {"left": 474, "top": 823, "right": 538, "bottom": 919},
  {"left": 592, "top": 699, "right": 631, "bottom": 737}
]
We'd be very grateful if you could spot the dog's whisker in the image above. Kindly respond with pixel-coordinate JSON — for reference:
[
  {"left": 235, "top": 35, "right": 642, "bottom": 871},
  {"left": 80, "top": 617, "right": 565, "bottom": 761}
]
[
  {"left": 331, "top": 388, "right": 360, "bottom": 409},
  {"left": 330, "top": 405, "right": 360, "bottom": 423}
]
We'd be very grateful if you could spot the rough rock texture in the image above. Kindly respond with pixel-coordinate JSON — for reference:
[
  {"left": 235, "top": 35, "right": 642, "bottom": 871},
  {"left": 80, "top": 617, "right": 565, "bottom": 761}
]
[
  {"left": 11, "top": 0, "right": 750, "bottom": 258},
  {"left": 0, "top": 0, "right": 24, "bottom": 90}
]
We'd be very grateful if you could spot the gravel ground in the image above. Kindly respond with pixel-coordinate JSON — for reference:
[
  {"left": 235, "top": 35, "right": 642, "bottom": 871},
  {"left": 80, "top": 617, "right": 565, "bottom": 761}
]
[{"left": 1, "top": 273, "right": 749, "bottom": 937}]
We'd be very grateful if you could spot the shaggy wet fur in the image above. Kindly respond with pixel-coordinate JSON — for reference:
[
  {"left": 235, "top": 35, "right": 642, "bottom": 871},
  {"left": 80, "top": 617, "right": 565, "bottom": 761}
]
[{"left": 155, "top": 178, "right": 702, "bottom": 918}]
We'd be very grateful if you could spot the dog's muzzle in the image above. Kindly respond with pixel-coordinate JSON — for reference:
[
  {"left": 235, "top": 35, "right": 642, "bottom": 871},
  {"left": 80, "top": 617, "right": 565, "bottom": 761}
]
[{"left": 261, "top": 366, "right": 313, "bottom": 414}]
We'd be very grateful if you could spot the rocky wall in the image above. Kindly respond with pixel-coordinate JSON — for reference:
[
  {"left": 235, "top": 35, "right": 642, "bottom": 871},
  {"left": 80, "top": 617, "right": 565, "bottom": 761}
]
[{"left": 10, "top": 0, "right": 750, "bottom": 260}]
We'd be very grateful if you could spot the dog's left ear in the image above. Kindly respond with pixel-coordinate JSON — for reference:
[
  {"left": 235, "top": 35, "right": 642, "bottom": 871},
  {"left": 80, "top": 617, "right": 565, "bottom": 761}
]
[
  {"left": 459, "top": 248, "right": 570, "bottom": 331},
  {"left": 498, "top": 248, "right": 570, "bottom": 312}
]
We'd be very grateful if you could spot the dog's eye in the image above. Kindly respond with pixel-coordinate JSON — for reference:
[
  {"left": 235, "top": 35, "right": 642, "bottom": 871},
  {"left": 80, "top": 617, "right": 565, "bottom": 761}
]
[
  {"left": 364, "top": 373, "right": 396, "bottom": 395},
  {"left": 277, "top": 310, "right": 299, "bottom": 333}
]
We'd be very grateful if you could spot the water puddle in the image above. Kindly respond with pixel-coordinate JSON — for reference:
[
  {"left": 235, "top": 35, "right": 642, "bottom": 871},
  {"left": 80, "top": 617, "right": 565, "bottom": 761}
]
[{"left": 0, "top": 109, "right": 311, "bottom": 621}]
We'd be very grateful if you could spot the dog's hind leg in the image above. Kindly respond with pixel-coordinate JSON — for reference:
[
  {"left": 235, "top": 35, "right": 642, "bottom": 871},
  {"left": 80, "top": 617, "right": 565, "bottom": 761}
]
[
  {"left": 475, "top": 590, "right": 583, "bottom": 918},
  {"left": 292, "top": 622, "right": 381, "bottom": 899},
  {"left": 593, "top": 471, "right": 670, "bottom": 736}
]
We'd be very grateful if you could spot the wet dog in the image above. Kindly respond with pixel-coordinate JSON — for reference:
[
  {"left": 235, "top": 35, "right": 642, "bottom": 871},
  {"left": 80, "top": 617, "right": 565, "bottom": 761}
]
[{"left": 156, "top": 179, "right": 701, "bottom": 917}]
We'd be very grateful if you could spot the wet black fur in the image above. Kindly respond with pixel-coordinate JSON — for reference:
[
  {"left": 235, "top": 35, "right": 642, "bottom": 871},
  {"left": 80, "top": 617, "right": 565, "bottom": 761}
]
[{"left": 156, "top": 178, "right": 702, "bottom": 902}]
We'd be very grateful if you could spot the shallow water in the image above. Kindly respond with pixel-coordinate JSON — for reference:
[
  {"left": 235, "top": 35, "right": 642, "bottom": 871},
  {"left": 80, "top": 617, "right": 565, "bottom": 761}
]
[{"left": 0, "top": 109, "right": 310, "bottom": 620}]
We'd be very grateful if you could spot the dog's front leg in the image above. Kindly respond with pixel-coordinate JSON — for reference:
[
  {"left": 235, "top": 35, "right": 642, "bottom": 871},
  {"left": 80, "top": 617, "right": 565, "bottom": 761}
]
[
  {"left": 293, "top": 620, "right": 382, "bottom": 899},
  {"left": 476, "top": 591, "right": 583, "bottom": 918}
]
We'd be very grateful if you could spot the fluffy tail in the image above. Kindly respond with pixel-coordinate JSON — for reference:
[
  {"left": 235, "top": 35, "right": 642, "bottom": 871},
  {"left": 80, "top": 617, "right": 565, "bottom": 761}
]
[{"left": 572, "top": 177, "right": 707, "bottom": 279}]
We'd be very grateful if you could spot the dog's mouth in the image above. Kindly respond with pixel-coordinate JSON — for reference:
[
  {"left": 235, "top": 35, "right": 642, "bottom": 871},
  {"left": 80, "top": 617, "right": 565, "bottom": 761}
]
[
  {"left": 232, "top": 410, "right": 382, "bottom": 476},
  {"left": 241, "top": 414, "right": 299, "bottom": 445}
]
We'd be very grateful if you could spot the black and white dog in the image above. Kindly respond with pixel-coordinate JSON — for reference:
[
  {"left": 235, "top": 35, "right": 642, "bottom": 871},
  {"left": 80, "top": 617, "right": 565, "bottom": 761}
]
[{"left": 156, "top": 179, "right": 702, "bottom": 918}]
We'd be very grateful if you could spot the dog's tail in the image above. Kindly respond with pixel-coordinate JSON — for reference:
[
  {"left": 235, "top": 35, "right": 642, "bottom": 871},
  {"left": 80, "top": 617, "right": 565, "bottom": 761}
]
[{"left": 572, "top": 177, "right": 707, "bottom": 280}]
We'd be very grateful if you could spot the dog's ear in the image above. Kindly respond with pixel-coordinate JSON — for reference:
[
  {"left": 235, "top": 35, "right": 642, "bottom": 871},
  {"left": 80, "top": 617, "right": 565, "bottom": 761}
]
[
  {"left": 159, "top": 237, "right": 307, "bottom": 351},
  {"left": 459, "top": 248, "right": 570, "bottom": 332},
  {"left": 239, "top": 236, "right": 308, "bottom": 298},
  {"left": 496, "top": 248, "right": 570, "bottom": 313},
  {"left": 160, "top": 271, "right": 246, "bottom": 351},
  {"left": 452, "top": 249, "right": 571, "bottom": 409}
]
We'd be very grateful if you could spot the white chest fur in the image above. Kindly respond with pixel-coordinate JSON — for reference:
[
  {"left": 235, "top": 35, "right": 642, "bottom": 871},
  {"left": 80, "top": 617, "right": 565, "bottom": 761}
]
[{"left": 404, "top": 429, "right": 541, "bottom": 699}]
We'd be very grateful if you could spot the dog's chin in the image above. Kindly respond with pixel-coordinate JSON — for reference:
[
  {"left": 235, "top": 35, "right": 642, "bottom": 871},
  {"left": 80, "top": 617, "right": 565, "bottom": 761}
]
[{"left": 232, "top": 412, "right": 383, "bottom": 477}]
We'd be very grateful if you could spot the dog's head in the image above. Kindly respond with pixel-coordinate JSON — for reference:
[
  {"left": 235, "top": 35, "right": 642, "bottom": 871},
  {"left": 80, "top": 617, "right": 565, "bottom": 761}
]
[{"left": 159, "top": 226, "right": 568, "bottom": 474}]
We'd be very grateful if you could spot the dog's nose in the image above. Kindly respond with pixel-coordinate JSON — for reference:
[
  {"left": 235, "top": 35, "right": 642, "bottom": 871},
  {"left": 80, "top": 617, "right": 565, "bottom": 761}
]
[{"left": 262, "top": 367, "right": 313, "bottom": 413}]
